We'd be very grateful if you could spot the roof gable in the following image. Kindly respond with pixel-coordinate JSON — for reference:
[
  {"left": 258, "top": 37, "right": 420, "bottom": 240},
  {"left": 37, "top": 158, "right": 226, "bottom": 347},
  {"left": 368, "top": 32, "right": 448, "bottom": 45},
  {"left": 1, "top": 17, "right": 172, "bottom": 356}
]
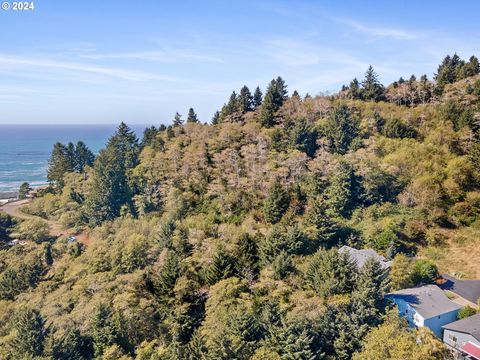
[
  {"left": 443, "top": 314, "right": 480, "bottom": 341},
  {"left": 388, "top": 284, "right": 463, "bottom": 319},
  {"left": 338, "top": 246, "right": 392, "bottom": 270}
]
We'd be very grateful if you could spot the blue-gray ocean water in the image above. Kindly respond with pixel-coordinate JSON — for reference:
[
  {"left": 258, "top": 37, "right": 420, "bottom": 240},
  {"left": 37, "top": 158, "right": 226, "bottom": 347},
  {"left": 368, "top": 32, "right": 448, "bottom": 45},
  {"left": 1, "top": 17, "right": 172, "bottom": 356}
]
[{"left": 0, "top": 124, "right": 148, "bottom": 193}]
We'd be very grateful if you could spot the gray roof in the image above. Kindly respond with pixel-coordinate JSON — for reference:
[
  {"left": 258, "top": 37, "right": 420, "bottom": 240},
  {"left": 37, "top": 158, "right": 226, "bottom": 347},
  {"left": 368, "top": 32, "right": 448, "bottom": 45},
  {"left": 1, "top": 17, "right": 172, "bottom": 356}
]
[
  {"left": 388, "top": 284, "right": 463, "bottom": 319},
  {"left": 439, "top": 274, "right": 480, "bottom": 305},
  {"left": 443, "top": 314, "right": 480, "bottom": 341},
  {"left": 338, "top": 245, "right": 392, "bottom": 270}
]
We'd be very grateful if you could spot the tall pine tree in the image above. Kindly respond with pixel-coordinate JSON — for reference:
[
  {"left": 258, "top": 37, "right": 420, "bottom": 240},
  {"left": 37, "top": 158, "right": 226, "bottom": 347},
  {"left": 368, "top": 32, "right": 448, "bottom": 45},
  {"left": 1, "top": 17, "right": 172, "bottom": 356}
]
[
  {"left": 263, "top": 178, "right": 290, "bottom": 224},
  {"left": 187, "top": 108, "right": 199, "bottom": 123}
]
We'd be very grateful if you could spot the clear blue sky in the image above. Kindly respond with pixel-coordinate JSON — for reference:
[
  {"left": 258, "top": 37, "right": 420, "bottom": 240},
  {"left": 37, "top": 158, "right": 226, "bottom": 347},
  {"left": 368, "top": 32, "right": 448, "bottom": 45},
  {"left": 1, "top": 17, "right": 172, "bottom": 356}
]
[{"left": 0, "top": 0, "right": 478, "bottom": 125}]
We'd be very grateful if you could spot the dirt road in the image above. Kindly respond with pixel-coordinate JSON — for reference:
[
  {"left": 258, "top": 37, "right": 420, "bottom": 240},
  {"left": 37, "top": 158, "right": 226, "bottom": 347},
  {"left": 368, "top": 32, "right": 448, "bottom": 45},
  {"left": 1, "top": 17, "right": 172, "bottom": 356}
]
[{"left": 0, "top": 199, "right": 90, "bottom": 246}]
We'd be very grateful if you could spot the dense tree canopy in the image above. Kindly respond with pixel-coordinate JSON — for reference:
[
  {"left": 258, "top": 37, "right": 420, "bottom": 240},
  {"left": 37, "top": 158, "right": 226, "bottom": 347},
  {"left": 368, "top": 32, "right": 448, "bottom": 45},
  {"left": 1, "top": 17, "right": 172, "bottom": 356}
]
[{"left": 2, "top": 55, "right": 479, "bottom": 359}]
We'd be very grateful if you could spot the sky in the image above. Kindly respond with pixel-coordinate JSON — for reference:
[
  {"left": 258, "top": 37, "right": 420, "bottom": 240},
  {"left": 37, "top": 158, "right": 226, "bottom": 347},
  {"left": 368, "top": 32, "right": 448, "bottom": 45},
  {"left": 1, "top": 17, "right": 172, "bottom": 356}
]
[{"left": 0, "top": 0, "right": 479, "bottom": 125}]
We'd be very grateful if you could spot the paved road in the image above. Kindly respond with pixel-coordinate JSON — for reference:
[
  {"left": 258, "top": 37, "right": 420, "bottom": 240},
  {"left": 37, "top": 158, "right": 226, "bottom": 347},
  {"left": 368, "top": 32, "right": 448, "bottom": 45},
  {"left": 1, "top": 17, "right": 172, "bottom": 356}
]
[{"left": 0, "top": 199, "right": 90, "bottom": 245}]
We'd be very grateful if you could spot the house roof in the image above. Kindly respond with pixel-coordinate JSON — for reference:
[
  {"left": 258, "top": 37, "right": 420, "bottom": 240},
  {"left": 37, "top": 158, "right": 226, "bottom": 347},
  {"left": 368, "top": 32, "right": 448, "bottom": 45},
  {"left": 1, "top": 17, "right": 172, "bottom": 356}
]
[
  {"left": 439, "top": 274, "right": 480, "bottom": 305},
  {"left": 388, "top": 284, "right": 462, "bottom": 319},
  {"left": 443, "top": 314, "right": 480, "bottom": 342},
  {"left": 338, "top": 245, "right": 392, "bottom": 270},
  {"left": 461, "top": 342, "right": 480, "bottom": 360}
]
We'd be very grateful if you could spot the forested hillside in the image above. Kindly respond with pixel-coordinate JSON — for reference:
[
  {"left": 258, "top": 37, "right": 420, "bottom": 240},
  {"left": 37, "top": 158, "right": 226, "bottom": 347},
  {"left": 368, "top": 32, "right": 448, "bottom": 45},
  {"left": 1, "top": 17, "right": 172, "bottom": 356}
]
[{"left": 1, "top": 53, "right": 480, "bottom": 359}]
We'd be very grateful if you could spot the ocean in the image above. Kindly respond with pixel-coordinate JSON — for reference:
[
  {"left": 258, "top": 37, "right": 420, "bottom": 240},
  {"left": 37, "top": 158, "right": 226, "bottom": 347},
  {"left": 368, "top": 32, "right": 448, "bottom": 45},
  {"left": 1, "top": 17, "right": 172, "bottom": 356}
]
[{"left": 0, "top": 124, "right": 149, "bottom": 193}]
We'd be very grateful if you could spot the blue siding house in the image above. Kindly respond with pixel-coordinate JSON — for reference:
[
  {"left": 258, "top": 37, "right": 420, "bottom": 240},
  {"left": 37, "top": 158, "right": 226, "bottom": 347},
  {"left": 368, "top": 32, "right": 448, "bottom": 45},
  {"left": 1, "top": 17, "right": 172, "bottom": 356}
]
[{"left": 387, "top": 284, "right": 463, "bottom": 338}]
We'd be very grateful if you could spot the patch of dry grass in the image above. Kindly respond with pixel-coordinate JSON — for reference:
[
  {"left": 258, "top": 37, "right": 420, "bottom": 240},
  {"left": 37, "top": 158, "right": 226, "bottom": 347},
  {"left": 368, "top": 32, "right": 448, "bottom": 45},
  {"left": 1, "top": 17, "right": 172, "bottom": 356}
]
[{"left": 419, "top": 226, "right": 480, "bottom": 279}]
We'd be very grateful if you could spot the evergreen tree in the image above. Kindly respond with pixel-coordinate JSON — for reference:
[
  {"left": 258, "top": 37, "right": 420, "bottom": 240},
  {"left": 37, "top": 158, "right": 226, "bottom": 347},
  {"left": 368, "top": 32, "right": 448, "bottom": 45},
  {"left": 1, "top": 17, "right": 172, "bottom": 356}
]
[
  {"left": 266, "top": 320, "right": 316, "bottom": 360},
  {"left": 325, "top": 161, "right": 362, "bottom": 217},
  {"left": 323, "top": 103, "right": 360, "bottom": 154},
  {"left": 305, "top": 197, "right": 339, "bottom": 247},
  {"left": 259, "top": 77, "right": 288, "bottom": 127},
  {"left": 238, "top": 85, "right": 254, "bottom": 113},
  {"left": 153, "top": 250, "right": 180, "bottom": 299},
  {"left": 351, "top": 258, "right": 388, "bottom": 324},
  {"left": 291, "top": 90, "right": 300, "bottom": 98},
  {"left": 44, "top": 242, "right": 53, "bottom": 266},
  {"left": 253, "top": 86, "right": 263, "bottom": 108},
  {"left": 206, "top": 249, "right": 236, "bottom": 285},
  {"left": 92, "top": 303, "right": 121, "bottom": 358},
  {"left": 259, "top": 225, "right": 286, "bottom": 265},
  {"left": 226, "top": 91, "right": 239, "bottom": 114},
  {"left": 263, "top": 178, "right": 290, "bottom": 224},
  {"left": 47, "top": 142, "right": 74, "bottom": 188},
  {"left": 141, "top": 126, "right": 158, "bottom": 148},
  {"left": 85, "top": 146, "right": 131, "bottom": 226},
  {"left": 187, "top": 108, "right": 199, "bottom": 123},
  {"left": 361, "top": 66, "right": 384, "bottom": 101},
  {"left": 51, "top": 327, "right": 91, "bottom": 360},
  {"left": 107, "top": 122, "right": 139, "bottom": 169},
  {"left": 236, "top": 233, "right": 259, "bottom": 276},
  {"left": 211, "top": 110, "right": 220, "bottom": 125},
  {"left": 74, "top": 141, "right": 95, "bottom": 172},
  {"left": 9, "top": 307, "right": 46, "bottom": 358},
  {"left": 18, "top": 182, "right": 32, "bottom": 200},
  {"left": 349, "top": 78, "right": 361, "bottom": 99},
  {"left": 272, "top": 251, "right": 294, "bottom": 280},
  {"left": 289, "top": 118, "right": 318, "bottom": 157},
  {"left": 306, "top": 249, "right": 357, "bottom": 297},
  {"left": 0, "top": 213, "right": 15, "bottom": 241},
  {"left": 435, "top": 53, "right": 464, "bottom": 93},
  {"left": 460, "top": 55, "right": 480, "bottom": 78},
  {"left": 173, "top": 112, "right": 184, "bottom": 126},
  {"left": 158, "top": 219, "right": 176, "bottom": 249}
]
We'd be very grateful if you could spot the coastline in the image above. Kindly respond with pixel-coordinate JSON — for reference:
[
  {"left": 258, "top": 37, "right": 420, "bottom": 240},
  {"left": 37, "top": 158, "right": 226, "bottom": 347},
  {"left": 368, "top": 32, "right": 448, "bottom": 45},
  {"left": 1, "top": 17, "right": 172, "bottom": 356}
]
[{"left": 0, "top": 183, "right": 48, "bottom": 205}]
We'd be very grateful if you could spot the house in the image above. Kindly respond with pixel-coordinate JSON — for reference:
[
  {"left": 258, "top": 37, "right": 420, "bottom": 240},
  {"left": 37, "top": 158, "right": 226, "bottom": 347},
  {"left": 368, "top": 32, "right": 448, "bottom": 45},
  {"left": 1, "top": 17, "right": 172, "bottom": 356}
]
[
  {"left": 439, "top": 274, "right": 480, "bottom": 309},
  {"left": 338, "top": 245, "right": 392, "bottom": 270},
  {"left": 443, "top": 314, "right": 480, "bottom": 360},
  {"left": 387, "top": 284, "right": 463, "bottom": 338}
]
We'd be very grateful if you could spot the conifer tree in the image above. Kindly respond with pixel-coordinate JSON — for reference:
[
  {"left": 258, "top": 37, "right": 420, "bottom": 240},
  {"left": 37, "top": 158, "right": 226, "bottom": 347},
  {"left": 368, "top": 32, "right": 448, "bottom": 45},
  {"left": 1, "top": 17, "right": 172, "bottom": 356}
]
[
  {"left": 259, "top": 77, "right": 287, "bottom": 127},
  {"left": 323, "top": 103, "right": 360, "bottom": 154},
  {"left": 226, "top": 91, "right": 239, "bottom": 114},
  {"left": 289, "top": 117, "right": 318, "bottom": 157},
  {"left": 349, "top": 78, "right": 361, "bottom": 99},
  {"left": 325, "top": 161, "right": 362, "bottom": 217},
  {"left": 173, "top": 112, "right": 184, "bottom": 126},
  {"left": 47, "top": 142, "right": 74, "bottom": 188},
  {"left": 291, "top": 90, "right": 300, "bottom": 98},
  {"left": 73, "top": 141, "right": 95, "bottom": 172},
  {"left": 236, "top": 233, "right": 259, "bottom": 276},
  {"left": 153, "top": 250, "right": 180, "bottom": 298},
  {"left": 51, "top": 327, "right": 90, "bottom": 360},
  {"left": 9, "top": 307, "right": 46, "bottom": 358},
  {"left": 266, "top": 320, "right": 316, "bottom": 360},
  {"left": 18, "top": 182, "right": 32, "bottom": 200},
  {"left": 361, "top": 66, "right": 384, "bottom": 101},
  {"left": 238, "top": 85, "right": 254, "bottom": 113},
  {"left": 107, "top": 122, "right": 139, "bottom": 169},
  {"left": 211, "top": 110, "right": 220, "bottom": 125},
  {"left": 435, "top": 54, "right": 464, "bottom": 93},
  {"left": 306, "top": 249, "right": 357, "bottom": 297},
  {"left": 44, "top": 242, "right": 53, "bottom": 266},
  {"left": 92, "top": 303, "right": 121, "bottom": 358},
  {"left": 272, "top": 251, "right": 293, "bottom": 280},
  {"left": 205, "top": 249, "right": 236, "bottom": 285},
  {"left": 263, "top": 178, "right": 290, "bottom": 224},
  {"left": 187, "top": 108, "right": 199, "bottom": 123},
  {"left": 253, "top": 86, "right": 263, "bottom": 108},
  {"left": 85, "top": 146, "right": 131, "bottom": 225},
  {"left": 305, "top": 197, "right": 339, "bottom": 247}
]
